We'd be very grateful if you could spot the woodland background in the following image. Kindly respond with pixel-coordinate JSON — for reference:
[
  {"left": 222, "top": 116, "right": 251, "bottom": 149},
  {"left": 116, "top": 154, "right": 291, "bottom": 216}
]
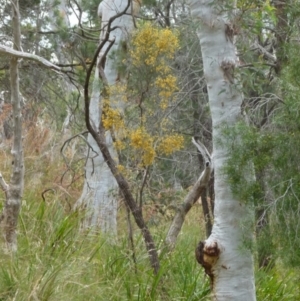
[{"left": 0, "top": 0, "right": 300, "bottom": 299}]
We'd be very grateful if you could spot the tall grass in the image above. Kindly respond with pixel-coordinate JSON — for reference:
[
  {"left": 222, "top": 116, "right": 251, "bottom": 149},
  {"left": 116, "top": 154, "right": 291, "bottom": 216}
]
[
  {"left": 0, "top": 192, "right": 299, "bottom": 300},
  {"left": 256, "top": 268, "right": 300, "bottom": 301},
  {"left": 0, "top": 193, "right": 210, "bottom": 300}
]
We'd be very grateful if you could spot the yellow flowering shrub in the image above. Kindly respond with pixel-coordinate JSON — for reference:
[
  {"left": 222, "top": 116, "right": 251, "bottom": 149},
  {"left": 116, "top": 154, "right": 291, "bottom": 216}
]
[
  {"left": 157, "top": 134, "right": 185, "bottom": 155},
  {"left": 101, "top": 24, "right": 183, "bottom": 170},
  {"left": 129, "top": 23, "right": 179, "bottom": 107},
  {"left": 130, "top": 24, "right": 179, "bottom": 67},
  {"left": 114, "top": 139, "right": 125, "bottom": 151},
  {"left": 155, "top": 74, "right": 178, "bottom": 108},
  {"left": 102, "top": 106, "right": 123, "bottom": 130},
  {"left": 109, "top": 83, "right": 128, "bottom": 103},
  {"left": 129, "top": 127, "right": 156, "bottom": 166},
  {"left": 116, "top": 164, "right": 125, "bottom": 173}
]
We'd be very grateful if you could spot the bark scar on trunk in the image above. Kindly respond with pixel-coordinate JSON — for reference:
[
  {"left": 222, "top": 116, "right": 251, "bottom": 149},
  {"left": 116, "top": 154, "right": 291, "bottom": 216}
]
[
  {"left": 220, "top": 59, "right": 235, "bottom": 84},
  {"left": 195, "top": 240, "right": 220, "bottom": 287}
]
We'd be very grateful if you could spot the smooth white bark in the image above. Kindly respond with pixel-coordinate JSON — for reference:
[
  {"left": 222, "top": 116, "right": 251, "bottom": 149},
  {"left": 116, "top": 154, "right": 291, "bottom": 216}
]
[
  {"left": 77, "top": 70, "right": 118, "bottom": 230},
  {"left": 76, "top": 0, "right": 139, "bottom": 233},
  {"left": 188, "top": 0, "right": 256, "bottom": 299}
]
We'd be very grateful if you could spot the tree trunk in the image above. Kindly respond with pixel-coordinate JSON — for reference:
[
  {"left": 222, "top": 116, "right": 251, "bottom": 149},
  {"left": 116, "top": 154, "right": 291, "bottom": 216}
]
[
  {"left": 201, "top": 187, "right": 213, "bottom": 238},
  {"left": 0, "top": 0, "right": 24, "bottom": 252},
  {"left": 189, "top": 0, "right": 256, "bottom": 299},
  {"left": 192, "top": 86, "right": 214, "bottom": 238},
  {"left": 76, "top": 0, "right": 140, "bottom": 233}
]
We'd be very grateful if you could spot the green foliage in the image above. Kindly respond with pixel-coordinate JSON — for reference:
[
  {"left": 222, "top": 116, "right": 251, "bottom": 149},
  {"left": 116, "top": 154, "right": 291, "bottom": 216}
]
[
  {"left": 80, "top": 0, "right": 101, "bottom": 24},
  {"left": 221, "top": 122, "right": 274, "bottom": 204},
  {"left": 19, "top": 0, "right": 41, "bottom": 10},
  {"left": 222, "top": 41, "right": 300, "bottom": 267}
]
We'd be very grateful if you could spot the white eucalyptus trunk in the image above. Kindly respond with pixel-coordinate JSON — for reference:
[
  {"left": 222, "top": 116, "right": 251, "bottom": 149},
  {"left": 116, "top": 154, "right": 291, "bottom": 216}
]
[
  {"left": 76, "top": 0, "right": 139, "bottom": 233},
  {"left": 188, "top": 0, "right": 256, "bottom": 299},
  {"left": 77, "top": 70, "right": 118, "bottom": 231},
  {"left": 0, "top": 0, "right": 24, "bottom": 252}
]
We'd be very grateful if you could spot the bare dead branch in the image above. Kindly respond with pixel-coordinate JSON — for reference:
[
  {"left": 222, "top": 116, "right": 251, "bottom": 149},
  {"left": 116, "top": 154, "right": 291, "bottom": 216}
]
[
  {"left": 0, "top": 45, "right": 63, "bottom": 72},
  {"left": 254, "top": 42, "right": 277, "bottom": 63},
  {"left": 192, "top": 137, "right": 211, "bottom": 166},
  {"left": 165, "top": 138, "right": 212, "bottom": 250},
  {"left": 41, "top": 188, "right": 56, "bottom": 202}
]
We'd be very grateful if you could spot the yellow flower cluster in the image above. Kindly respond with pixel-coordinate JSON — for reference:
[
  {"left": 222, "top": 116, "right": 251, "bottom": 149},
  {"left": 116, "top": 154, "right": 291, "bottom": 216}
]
[
  {"left": 130, "top": 127, "right": 156, "bottom": 166},
  {"left": 116, "top": 164, "right": 125, "bottom": 173},
  {"left": 102, "top": 106, "right": 123, "bottom": 130},
  {"left": 157, "top": 134, "right": 184, "bottom": 155},
  {"left": 155, "top": 74, "right": 178, "bottom": 106},
  {"left": 104, "top": 24, "right": 183, "bottom": 168},
  {"left": 130, "top": 24, "right": 179, "bottom": 68},
  {"left": 130, "top": 24, "right": 179, "bottom": 107},
  {"left": 114, "top": 139, "right": 125, "bottom": 151}
]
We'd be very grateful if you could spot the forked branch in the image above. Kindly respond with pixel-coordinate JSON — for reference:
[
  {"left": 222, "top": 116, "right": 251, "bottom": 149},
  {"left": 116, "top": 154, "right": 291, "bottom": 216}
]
[{"left": 165, "top": 138, "right": 213, "bottom": 250}]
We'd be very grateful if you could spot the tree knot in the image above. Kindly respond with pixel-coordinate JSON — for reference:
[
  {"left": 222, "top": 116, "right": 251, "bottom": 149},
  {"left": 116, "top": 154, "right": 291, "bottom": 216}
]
[
  {"left": 220, "top": 59, "right": 236, "bottom": 84},
  {"left": 195, "top": 240, "right": 220, "bottom": 286}
]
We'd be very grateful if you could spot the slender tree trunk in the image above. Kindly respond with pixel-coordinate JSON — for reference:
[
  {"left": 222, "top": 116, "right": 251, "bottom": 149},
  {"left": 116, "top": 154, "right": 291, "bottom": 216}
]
[
  {"left": 0, "top": 0, "right": 24, "bottom": 252},
  {"left": 253, "top": 0, "right": 289, "bottom": 269},
  {"left": 125, "top": 202, "right": 137, "bottom": 273},
  {"left": 255, "top": 0, "right": 288, "bottom": 268},
  {"left": 76, "top": 0, "right": 139, "bottom": 234},
  {"left": 201, "top": 187, "right": 213, "bottom": 238},
  {"left": 49, "top": 0, "right": 71, "bottom": 63},
  {"left": 189, "top": 0, "right": 256, "bottom": 299},
  {"left": 256, "top": 208, "right": 272, "bottom": 268},
  {"left": 76, "top": 63, "right": 108, "bottom": 229}
]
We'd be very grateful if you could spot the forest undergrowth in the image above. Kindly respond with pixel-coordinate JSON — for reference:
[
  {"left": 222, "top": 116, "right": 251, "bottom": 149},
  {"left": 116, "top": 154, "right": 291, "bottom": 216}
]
[{"left": 0, "top": 121, "right": 299, "bottom": 300}]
